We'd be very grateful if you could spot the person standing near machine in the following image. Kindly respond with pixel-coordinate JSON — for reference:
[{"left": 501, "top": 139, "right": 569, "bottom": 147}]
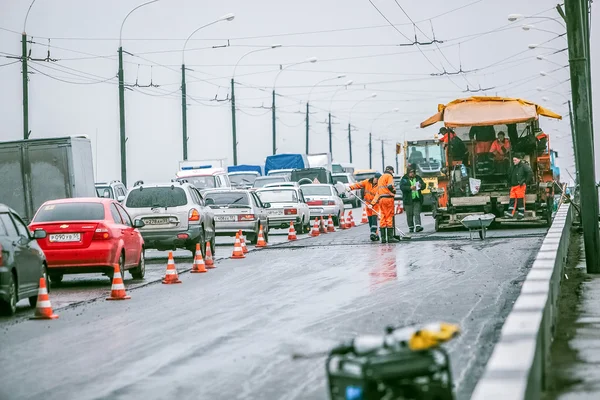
[
  {"left": 346, "top": 172, "right": 382, "bottom": 241},
  {"left": 505, "top": 153, "right": 533, "bottom": 219},
  {"left": 400, "top": 165, "right": 426, "bottom": 233},
  {"left": 371, "top": 166, "right": 399, "bottom": 243}
]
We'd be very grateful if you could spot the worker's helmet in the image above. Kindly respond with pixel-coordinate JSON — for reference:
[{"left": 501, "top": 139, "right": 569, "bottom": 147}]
[
  {"left": 385, "top": 165, "right": 395, "bottom": 173},
  {"left": 374, "top": 172, "right": 382, "bottom": 178}
]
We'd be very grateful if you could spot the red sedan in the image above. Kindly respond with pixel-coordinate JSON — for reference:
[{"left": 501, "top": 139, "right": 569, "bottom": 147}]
[{"left": 29, "top": 198, "right": 145, "bottom": 284}]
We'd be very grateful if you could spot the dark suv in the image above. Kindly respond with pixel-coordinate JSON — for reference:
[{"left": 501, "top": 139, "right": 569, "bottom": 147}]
[{"left": 0, "top": 204, "right": 48, "bottom": 316}]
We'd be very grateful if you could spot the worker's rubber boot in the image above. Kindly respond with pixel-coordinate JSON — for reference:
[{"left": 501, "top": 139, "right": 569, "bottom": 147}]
[
  {"left": 381, "top": 228, "right": 388, "bottom": 244},
  {"left": 387, "top": 228, "right": 400, "bottom": 243},
  {"left": 370, "top": 232, "right": 378, "bottom": 241}
]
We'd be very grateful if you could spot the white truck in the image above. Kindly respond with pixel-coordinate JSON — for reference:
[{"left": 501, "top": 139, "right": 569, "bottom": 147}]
[{"left": 0, "top": 136, "right": 96, "bottom": 223}]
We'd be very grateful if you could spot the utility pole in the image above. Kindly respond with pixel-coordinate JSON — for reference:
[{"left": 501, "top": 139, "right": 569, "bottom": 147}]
[
  {"left": 22, "top": 33, "right": 29, "bottom": 140},
  {"left": 117, "top": 46, "right": 127, "bottom": 186},
  {"left": 568, "top": 100, "right": 578, "bottom": 185},
  {"left": 395, "top": 151, "right": 399, "bottom": 174},
  {"left": 305, "top": 102, "right": 309, "bottom": 154},
  {"left": 565, "top": 0, "right": 600, "bottom": 273},
  {"left": 231, "top": 78, "right": 238, "bottom": 165},
  {"left": 272, "top": 90, "right": 277, "bottom": 155},
  {"left": 328, "top": 113, "right": 333, "bottom": 157},
  {"left": 381, "top": 139, "right": 385, "bottom": 172},
  {"left": 368, "top": 132, "right": 372, "bottom": 169},
  {"left": 348, "top": 123, "right": 352, "bottom": 163},
  {"left": 181, "top": 64, "right": 188, "bottom": 161}
]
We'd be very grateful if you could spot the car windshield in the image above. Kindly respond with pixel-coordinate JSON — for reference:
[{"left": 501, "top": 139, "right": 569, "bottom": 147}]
[
  {"left": 300, "top": 186, "right": 333, "bottom": 196},
  {"left": 229, "top": 174, "right": 258, "bottom": 186},
  {"left": 95, "top": 186, "right": 113, "bottom": 198},
  {"left": 204, "top": 192, "right": 250, "bottom": 208},
  {"left": 125, "top": 187, "right": 187, "bottom": 208},
  {"left": 256, "top": 189, "right": 297, "bottom": 203},
  {"left": 408, "top": 144, "right": 443, "bottom": 171},
  {"left": 253, "top": 177, "right": 286, "bottom": 188},
  {"left": 33, "top": 202, "right": 105, "bottom": 222},
  {"left": 332, "top": 175, "right": 349, "bottom": 183},
  {"left": 178, "top": 176, "right": 216, "bottom": 189}
]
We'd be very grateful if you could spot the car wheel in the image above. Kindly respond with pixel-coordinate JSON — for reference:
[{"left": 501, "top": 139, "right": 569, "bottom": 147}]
[
  {"left": 109, "top": 252, "right": 126, "bottom": 282},
  {"left": 264, "top": 226, "right": 269, "bottom": 243},
  {"left": 0, "top": 272, "right": 17, "bottom": 316},
  {"left": 49, "top": 273, "right": 63, "bottom": 285},
  {"left": 130, "top": 248, "right": 146, "bottom": 279}
]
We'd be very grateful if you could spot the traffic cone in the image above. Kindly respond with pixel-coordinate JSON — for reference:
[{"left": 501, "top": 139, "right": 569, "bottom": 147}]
[
  {"left": 327, "top": 215, "right": 336, "bottom": 232},
  {"left": 361, "top": 207, "right": 369, "bottom": 223},
  {"left": 346, "top": 213, "right": 353, "bottom": 229},
  {"left": 288, "top": 222, "right": 297, "bottom": 241},
  {"left": 30, "top": 277, "right": 58, "bottom": 320},
  {"left": 191, "top": 243, "right": 208, "bottom": 273},
  {"left": 205, "top": 241, "right": 215, "bottom": 268},
  {"left": 339, "top": 210, "right": 348, "bottom": 230},
  {"left": 349, "top": 210, "right": 356, "bottom": 227},
  {"left": 239, "top": 230, "right": 249, "bottom": 254},
  {"left": 319, "top": 216, "right": 328, "bottom": 234},
  {"left": 310, "top": 218, "right": 320, "bottom": 237},
  {"left": 256, "top": 225, "right": 267, "bottom": 248},
  {"left": 162, "top": 252, "right": 182, "bottom": 284},
  {"left": 231, "top": 232, "right": 246, "bottom": 259},
  {"left": 106, "top": 263, "right": 131, "bottom": 300}
]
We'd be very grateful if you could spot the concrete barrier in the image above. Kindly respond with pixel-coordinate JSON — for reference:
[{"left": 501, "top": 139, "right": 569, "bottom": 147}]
[{"left": 471, "top": 203, "right": 572, "bottom": 399}]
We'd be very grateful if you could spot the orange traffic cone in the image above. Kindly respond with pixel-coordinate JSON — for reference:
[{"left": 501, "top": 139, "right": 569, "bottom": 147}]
[
  {"left": 30, "top": 277, "right": 58, "bottom": 320},
  {"left": 361, "top": 207, "right": 369, "bottom": 223},
  {"left": 231, "top": 232, "right": 246, "bottom": 259},
  {"left": 205, "top": 241, "right": 215, "bottom": 268},
  {"left": 310, "top": 218, "right": 320, "bottom": 237},
  {"left": 239, "top": 230, "right": 249, "bottom": 254},
  {"left": 191, "top": 243, "right": 208, "bottom": 273},
  {"left": 349, "top": 210, "right": 356, "bottom": 227},
  {"left": 288, "top": 221, "right": 297, "bottom": 241},
  {"left": 327, "top": 215, "right": 336, "bottom": 232},
  {"left": 106, "top": 264, "right": 131, "bottom": 300},
  {"left": 346, "top": 213, "right": 353, "bottom": 229},
  {"left": 256, "top": 225, "right": 267, "bottom": 248},
  {"left": 162, "top": 252, "right": 182, "bottom": 284},
  {"left": 339, "top": 210, "right": 347, "bottom": 230},
  {"left": 319, "top": 216, "right": 328, "bottom": 234}
]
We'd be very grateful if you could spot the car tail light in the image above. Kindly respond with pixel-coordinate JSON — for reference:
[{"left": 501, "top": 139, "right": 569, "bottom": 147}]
[
  {"left": 326, "top": 200, "right": 336, "bottom": 206},
  {"left": 93, "top": 224, "right": 112, "bottom": 240},
  {"left": 284, "top": 208, "right": 297, "bottom": 215},
  {"left": 306, "top": 200, "right": 322, "bottom": 206},
  {"left": 189, "top": 209, "right": 200, "bottom": 221},
  {"left": 177, "top": 233, "right": 189, "bottom": 239},
  {"left": 238, "top": 214, "right": 256, "bottom": 221}
]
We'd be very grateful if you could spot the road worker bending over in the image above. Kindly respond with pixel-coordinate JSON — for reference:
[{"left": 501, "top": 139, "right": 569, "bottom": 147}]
[
  {"left": 346, "top": 172, "right": 382, "bottom": 241},
  {"left": 371, "top": 166, "right": 399, "bottom": 243}
]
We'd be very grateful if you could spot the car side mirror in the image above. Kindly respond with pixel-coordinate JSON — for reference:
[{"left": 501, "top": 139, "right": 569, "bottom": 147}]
[
  {"left": 32, "top": 229, "right": 47, "bottom": 239},
  {"left": 117, "top": 195, "right": 125, "bottom": 202},
  {"left": 133, "top": 219, "right": 145, "bottom": 228},
  {"left": 263, "top": 202, "right": 271, "bottom": 208}
]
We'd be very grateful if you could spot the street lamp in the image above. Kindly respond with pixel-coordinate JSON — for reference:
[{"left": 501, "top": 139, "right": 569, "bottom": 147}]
[
  {"left": 536, "top": 86, "right": 571, "bottom": 101},
  {"left": 305, "top": 74, "right": 346, "bottom": 154},
  {"left": 528, "top": 44, "right": 567, "bottom": 53},
  {"left": 369, "top": 108, "right": 399, "bottom": 169},
  {"left": 230, "top": 44, "right": 281, "bottom": 166},
  {"left": 347, "top": 93, "right": 377, "bottom": 163},
  {"left": 326, "top": 79, "right": 353, "bottom": 158},
  {"left": 536, "top": 55, "right": 568, "bottom": 68},
  {"left": 181, "top": 13, "right": 235, "bottom": 161},
  {"left": 271, "top": 57, "right": 318, "bottom": 155},
  {"left": 508, "top": 13, "right": 565, "bottom": 28},
  {"left": 521, "top": 24, "right": 566, "bottom": 37},
  {"left": 117, "top": 0, "right": 160, "bottom": 186}
]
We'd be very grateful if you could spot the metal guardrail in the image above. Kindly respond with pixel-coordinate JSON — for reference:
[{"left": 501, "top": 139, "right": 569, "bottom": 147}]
[{"left": 471, "top": 203, "right": 572, "bottom": 399}]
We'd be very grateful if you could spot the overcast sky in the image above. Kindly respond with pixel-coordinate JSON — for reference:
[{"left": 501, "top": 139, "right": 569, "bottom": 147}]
[{"left": 0, "top": 0, "right": 596, "bottom": 186}]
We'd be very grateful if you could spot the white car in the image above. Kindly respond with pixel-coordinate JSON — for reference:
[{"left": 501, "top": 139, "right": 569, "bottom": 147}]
[
  {"left": 255, "top": 187, "right": 311, "bottom": 233},
  {"left": 300, "top": 184, "right": 345, "bottom": 226}
]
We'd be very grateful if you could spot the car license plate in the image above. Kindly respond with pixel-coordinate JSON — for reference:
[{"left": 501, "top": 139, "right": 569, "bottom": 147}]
[
  {"left": 49, "top": 233, "right": 80, "bottom": 242},
  {"left": 145, "top": 218, "right": 170, "bottom": 225},
  {"left": 268, "top": 210, "right": 283, "bottom": 215},
  {"left": 215, "top": 215, "right": 236, "bottom": 222}
]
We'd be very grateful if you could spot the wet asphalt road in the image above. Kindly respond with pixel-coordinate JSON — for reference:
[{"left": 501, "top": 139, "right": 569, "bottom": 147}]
[{"left": 0, "top": 211, "right": 547, "bottom": 400}]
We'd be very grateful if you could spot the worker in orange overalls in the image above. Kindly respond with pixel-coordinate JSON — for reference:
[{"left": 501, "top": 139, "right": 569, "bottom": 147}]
[
  {"left": 505, "top": 153, "right": 533, "bottom": 219},
  {"left": 346, "top": 172, "right": 381, "bottom": 241},
  {"left": 371, "top": 166, "right": 399, "bottom": 243}
]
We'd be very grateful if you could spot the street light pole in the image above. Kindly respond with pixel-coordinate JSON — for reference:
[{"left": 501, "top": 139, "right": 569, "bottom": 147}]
[
  {"left": 381, "top": 139, "right": 385, "bottom": 172},
  {"left": 21, "top": 0, "right": 39, "bottom": 140},
  {"left": 118, "top": 0, "right": 160, "bottom": 186},
  {"left": 307, "top": 74, "right": 346, "bottom": 154},
  {"left": 182, "top": 13, "right": 235, "bottom": 161},
  {"left": 348, "top": 123, "right": 352, "bottom": 163},
  {"left": 328, "top": 113, "right": 333, "bottom": 156},
  {"left": 565, "top": 0, "right": 600, "bottom": 273},
  {"left": 272, "top": 57, "right": 318, "bottom": 155},
  {"left": 348, "top": 93, "right": 377, "bottom": 164},
  {"left": 231, "top": 45, "right": 281, "bottom": 165},
  {"left": 567, "top": 100, "right": 578, "bottom": 186},
  {"left": 369, "top": 132, "right": 372, "bottom": 168}
]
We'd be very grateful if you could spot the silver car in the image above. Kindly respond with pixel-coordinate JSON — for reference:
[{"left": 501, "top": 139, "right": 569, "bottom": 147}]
[
  {"left": 255, "top": 187, "right": 311, "bottom": 233},
  {"left": 123, "top": 181, "right": 215, "bottom": 257},
  {"left": 332, "top": 173, "right": 361, "bottom": 208},
  {"left": 300, "top": 184, "right": 345, "bottom": 226},
  {"left": 204, "top": 189, "right": 270, "bottom": 244}
]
